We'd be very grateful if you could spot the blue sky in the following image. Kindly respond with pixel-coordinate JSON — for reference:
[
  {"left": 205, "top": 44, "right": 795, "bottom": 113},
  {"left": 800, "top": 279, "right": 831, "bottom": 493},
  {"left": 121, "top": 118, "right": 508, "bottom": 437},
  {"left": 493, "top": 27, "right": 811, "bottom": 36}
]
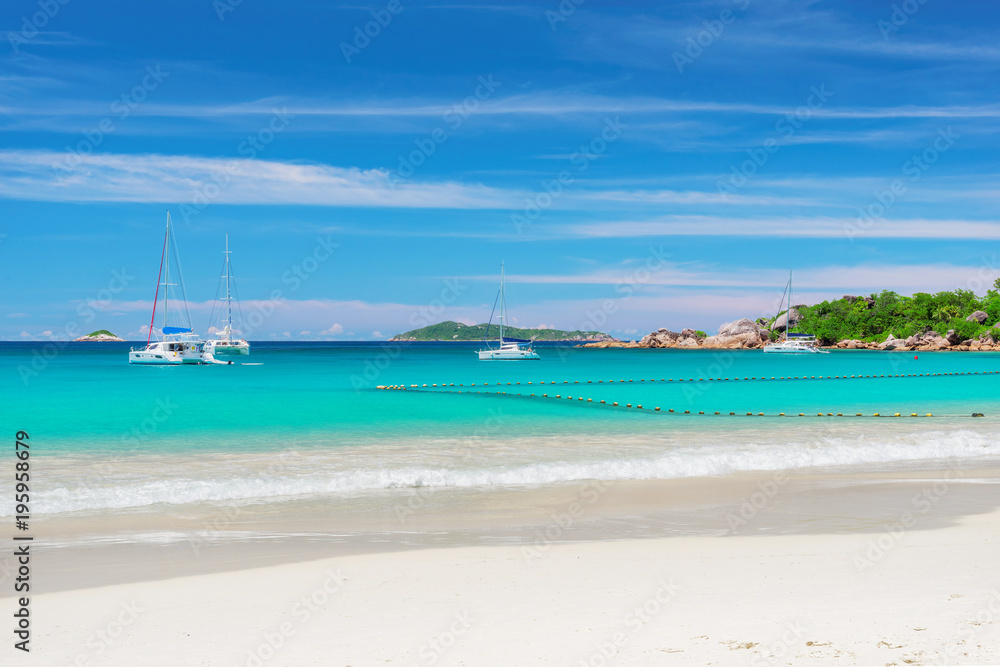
[{"left": 3, "top": 0, "right": 1000, "bottom": 340}]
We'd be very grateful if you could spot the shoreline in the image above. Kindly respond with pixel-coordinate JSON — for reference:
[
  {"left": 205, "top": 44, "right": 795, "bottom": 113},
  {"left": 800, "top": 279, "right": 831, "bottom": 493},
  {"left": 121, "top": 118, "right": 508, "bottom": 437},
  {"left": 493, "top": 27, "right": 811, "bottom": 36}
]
[
  {"left": 26, "top": 474, "right": 1000, "bottom": 665},
  {"left": 18, "top": 461, "right": 1000, "bottom": 596}
]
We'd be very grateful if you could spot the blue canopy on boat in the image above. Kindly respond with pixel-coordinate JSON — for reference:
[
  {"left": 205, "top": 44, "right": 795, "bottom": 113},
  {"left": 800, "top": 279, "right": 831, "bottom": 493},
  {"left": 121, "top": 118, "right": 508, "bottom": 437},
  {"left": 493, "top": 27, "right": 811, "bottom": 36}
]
[
  {"left": 162, "top": 326, "right": 193, "bottom": 334},
  {"left": 502, "top": 337, "right": 532, "bottom": 343}
]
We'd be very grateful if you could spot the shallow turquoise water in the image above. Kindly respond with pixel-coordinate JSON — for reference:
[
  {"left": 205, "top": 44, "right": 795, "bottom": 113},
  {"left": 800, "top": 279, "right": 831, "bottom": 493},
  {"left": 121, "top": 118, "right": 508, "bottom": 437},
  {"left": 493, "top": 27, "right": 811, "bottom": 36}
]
[
  {"left": 3, "top": 342, "right": 998, "bottom": 453},
  {"left": 3, "top": 342, "right": 1000, "bottom": 516}
]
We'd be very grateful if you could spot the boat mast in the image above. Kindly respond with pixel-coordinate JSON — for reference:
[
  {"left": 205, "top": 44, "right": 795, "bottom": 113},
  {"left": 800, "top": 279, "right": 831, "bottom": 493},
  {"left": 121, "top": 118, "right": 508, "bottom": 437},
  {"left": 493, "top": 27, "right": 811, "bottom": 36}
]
[
  {"left": 224, "top": 234, "right": 232, "bottom": 340},
  {"left": 147, "top": 215, "right": 169, "bottom": 344},
  {"left": 163, "top": 212, "right": 171, "bottom": 332},
  {"left": 788, "top": 269, "right": 793, "bottom": 339},
  {"left": 499, "top": 262, "right": 505, "bottom": 343}
]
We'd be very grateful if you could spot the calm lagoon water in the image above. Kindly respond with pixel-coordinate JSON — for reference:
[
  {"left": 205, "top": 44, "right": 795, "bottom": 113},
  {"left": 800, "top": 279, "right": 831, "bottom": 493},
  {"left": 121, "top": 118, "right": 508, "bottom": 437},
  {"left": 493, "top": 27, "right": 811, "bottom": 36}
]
[{"left": 3, "top": 341, "right": 1000, "bottom": 516}]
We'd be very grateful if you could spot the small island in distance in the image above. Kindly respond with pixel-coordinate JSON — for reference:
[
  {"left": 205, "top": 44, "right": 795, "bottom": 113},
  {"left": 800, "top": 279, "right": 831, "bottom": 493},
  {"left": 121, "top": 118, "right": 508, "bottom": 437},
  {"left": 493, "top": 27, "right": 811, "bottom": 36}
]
[
  {"left": 74, "top": 329, "right": 125, "bottom": 342},
  {"left": 390, "top": 320, "right": 615, "bottom": 342}
]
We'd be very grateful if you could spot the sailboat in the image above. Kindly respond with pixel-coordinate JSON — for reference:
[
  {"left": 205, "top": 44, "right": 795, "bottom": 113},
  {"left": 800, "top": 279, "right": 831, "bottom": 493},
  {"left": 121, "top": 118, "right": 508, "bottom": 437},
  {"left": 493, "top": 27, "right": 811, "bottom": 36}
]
[
  {"left": 478, "top": 264, "right": 540, "bottom": 361},
  {"left": 763, "top": 270, "right": 827, "bottom": 354},
  {"left": 204, "top": 235, "right": 250, "bottom": 357},
  {"left": 129, "top": 212, "right": 208, "bottom": 365}
]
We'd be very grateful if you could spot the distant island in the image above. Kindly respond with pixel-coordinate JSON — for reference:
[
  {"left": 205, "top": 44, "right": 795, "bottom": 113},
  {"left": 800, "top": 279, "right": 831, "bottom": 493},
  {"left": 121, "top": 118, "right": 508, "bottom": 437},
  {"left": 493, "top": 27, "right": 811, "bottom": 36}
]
[
  {"left": 390, "top": 321, "right": 615, "bottom": 342},
  {"left": 74, "top": 329, "right": 125, "bottom": 342},
  {"left": 583, "top": 287, "right": 1000, "bottom": 352}
]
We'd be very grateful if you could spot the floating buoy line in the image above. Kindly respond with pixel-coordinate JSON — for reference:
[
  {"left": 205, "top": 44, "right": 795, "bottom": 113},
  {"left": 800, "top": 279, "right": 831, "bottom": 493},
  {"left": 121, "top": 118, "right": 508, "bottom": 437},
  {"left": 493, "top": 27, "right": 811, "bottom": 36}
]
[{"left": 375, "top": 370, "right": 997, "bottom": 418}]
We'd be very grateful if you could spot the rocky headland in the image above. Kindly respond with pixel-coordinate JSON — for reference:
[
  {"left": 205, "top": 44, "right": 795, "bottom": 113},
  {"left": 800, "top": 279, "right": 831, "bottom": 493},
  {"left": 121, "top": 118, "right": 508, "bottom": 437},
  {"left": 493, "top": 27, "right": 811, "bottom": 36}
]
[{"left": 581, "top": 312, "right": 1000, "bottom": 352}]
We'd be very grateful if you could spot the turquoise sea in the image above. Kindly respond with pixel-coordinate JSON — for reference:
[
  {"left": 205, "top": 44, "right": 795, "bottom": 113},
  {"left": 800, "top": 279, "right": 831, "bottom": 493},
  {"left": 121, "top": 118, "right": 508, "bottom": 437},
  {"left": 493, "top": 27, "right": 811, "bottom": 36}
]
[{"left": 3, "top": 341, "right": 1000, "bottom": 518}]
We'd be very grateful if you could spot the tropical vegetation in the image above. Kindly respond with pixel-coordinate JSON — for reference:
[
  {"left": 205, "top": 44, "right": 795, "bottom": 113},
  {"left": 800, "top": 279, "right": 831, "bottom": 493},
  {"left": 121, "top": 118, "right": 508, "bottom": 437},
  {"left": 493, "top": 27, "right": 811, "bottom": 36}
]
[{"left": 788, "top": 283, "right": 1000, "bottom": 345}]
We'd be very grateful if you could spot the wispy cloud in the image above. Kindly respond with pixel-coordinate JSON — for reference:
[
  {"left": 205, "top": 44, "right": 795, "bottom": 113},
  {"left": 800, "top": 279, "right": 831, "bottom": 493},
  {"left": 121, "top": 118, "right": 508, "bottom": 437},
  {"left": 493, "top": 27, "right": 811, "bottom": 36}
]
[
  {"left": 563, "top": 216, "right": 1000, "bottom": 240},
  {"left": 0, "top": 150, "right": 514, "bottom": 209}
]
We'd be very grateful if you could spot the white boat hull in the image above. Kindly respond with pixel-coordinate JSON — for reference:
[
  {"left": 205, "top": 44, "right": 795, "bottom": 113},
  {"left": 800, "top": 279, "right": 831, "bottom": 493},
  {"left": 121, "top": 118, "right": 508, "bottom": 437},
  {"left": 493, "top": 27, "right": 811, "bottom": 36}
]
[
  {"left": 128, "top": 350, "right": 204, "bottom": 364},
  {"left": 478, "top": 349, "right": 541, "bottom": 360},
  {"left": 763, "top": 342, "right": 827, "bottom": 354},
  {"left": 129, "top": 337, "right": 208, "bottom": 365},
  {"left": 205, "top": 341, "right": 250, "bottom": 356}
]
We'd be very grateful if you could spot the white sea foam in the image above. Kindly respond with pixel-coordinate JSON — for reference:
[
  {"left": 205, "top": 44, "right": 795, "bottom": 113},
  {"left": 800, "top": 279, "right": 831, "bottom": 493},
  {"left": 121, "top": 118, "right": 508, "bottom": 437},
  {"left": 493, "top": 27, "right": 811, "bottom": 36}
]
[{"left": 14, "top": 426, "right": 1000, "bottom": 516}]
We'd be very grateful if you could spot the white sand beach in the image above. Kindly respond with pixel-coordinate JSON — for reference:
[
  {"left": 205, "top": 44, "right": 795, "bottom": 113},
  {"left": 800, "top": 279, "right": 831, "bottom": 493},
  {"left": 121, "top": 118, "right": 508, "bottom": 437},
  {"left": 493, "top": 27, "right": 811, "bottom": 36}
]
[{"left": 22, "top": 469, "right": 1000, "bottom": 666}]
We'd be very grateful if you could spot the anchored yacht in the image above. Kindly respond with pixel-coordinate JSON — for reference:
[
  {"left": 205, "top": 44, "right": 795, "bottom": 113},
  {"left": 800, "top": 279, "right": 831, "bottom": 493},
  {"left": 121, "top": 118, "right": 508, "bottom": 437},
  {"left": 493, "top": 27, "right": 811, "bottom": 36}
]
[
  {"left": 129, "top": 213, "right": 229, "bottom": 365},
  {"left": 763, "top": 270, "right": 828, "bottom": 354},
  {"left": 204, "top": 235, "right": 250, "bottom": 357},
  {"left": 478, "top": 263, "right": 540, "bottom": 361}
]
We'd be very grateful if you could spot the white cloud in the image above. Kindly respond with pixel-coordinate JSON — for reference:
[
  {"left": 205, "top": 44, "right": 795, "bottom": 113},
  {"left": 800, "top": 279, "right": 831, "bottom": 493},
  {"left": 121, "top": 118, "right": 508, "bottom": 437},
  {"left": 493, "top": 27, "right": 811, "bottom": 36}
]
[
  {"left": 0, "top": 150, "right": 515, "bottom": 209},
  {"left": 319, "top": 323, "right": 344, "bottom": 337},
  {"left": 562, "top": 216, "right": 1000, "bottom": 240}
]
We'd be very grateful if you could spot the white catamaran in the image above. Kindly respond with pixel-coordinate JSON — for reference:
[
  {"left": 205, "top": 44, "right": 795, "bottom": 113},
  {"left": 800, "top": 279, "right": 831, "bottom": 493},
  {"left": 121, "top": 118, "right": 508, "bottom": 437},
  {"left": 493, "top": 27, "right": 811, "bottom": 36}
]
[
  {"left": 129, "top": 212, "right": 211, "bottom": 365},
  {"left": 204, "top": 235, "right": 250, "bottom": 357},
  {"left": 763, "top": 270, "right": 827, "bottom": 354},
  {"left": 478, "top": 264, "right": 540, "bottom": 361}
]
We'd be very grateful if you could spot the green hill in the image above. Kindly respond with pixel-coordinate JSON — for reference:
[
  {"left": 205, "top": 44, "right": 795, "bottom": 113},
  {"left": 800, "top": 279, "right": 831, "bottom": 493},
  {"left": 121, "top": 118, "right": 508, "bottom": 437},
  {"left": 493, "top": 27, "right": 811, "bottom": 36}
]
[{"left": 390, "top": 321, "right": 615, "bottom": 342}]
